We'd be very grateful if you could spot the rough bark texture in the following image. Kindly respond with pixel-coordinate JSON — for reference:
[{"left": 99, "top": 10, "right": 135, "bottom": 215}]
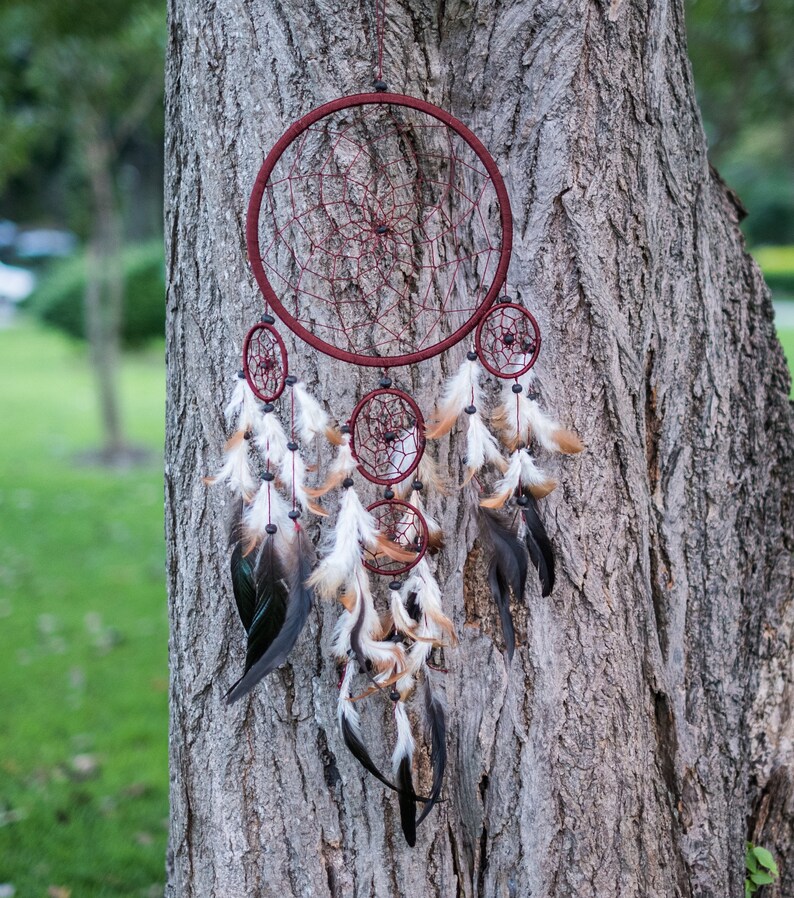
[{"left": 164, "top": 1, "right": 793, "bottom": 896}]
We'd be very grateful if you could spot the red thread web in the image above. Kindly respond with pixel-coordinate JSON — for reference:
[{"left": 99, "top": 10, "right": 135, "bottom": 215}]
[
  {"left": 475, "top": 302, "right": 541, "bottom": 379},
  {"left": 350, "top": 388, "right": 425, "bottom": 485},
  {"left": 243, "top": 322, "right": 288, "bottom": 401},
  {"left": 363, "top": 499, "right": 428, "bottom": 576},
  {"left": 253, "top": 102, "right": 506, "bottom": 363}
]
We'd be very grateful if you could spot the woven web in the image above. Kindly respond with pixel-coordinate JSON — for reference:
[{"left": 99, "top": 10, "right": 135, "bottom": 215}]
[
  {"left": 351, "top": 390, "right": 424, "bottom": 484},
  {"left": 255, "top": 104, "right": 504, "bottom": 361},
  {"left": 243, "top": 323, "right": 287, "bottom": 401},
  {"left": 363, "top": 499, "right": 428, "bottom": 576},
  {"left": 476, "top": 303, "right": 540, "bottom": 378}
]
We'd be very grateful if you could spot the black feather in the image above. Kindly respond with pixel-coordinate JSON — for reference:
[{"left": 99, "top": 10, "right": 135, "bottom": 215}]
[
  {"left": 228, "top": 530, "right": 313, "bottom": 704},
  {"left": 397, "top": 756, "right": 417, "bottom": 847},
  {"left": 228, "top": 499, "right": 256, "bottom": 631},
  {"left": 340, "top": 711, "right": 399, "bottom": 792},
  {"left": 520, "top": 493, "right": 555, "bottom": 597},
  {"left": 479, "top": 507, "right": 528, "bottom": 660},
  {"left": 416, "top": 681, "right": 446, "bottom": 826}
]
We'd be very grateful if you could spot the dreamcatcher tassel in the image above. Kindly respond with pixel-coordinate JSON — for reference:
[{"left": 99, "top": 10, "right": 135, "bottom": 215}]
[
  {"left": 305, "top": 434, "right": 357, "bottom": 498},
  {"left": 404, "top": 558, "right": 456, "bottom": 650},
  {"left": 416, "top": 678, "right": 446, "bottom": 825},
  {"left": 426, "top": 358, "right": 481, "bottom": 439},
  {"left": 479, "top": 448, "right": 556, "bottom": 508},
  {"left": 392, "top": 701, "right": 417, "bottom": 847},
  {"left": 253, "top": 408, "right": 289, "bottom": 466},
  {"left": 309, "top": 488, "right": 378, "bottom": 598},
  {"left": 464, "top": 411, "right": 507, "bottom": 482},
  {"left": 205, "top": 431, "right": 258, "bottom": 499},
  {"left": 348, "top": 563, "right": 406, "bottom": 675},
  {"left": 478, "top": 506, "right": 528, "bottom": 659},
  {"left": 293, "top": 381, "right": 341, "bottom": 445},
  {"left": 277, "top": 449, "right": 327, "bottom": 516},
  {"left": 516, "top": 492, "right": 555, "bottom": 597},
  {"left": 337, "top": 662, "right": 398, "bottom": 791},
  {"left": 244, "top": 478, "right": 292, "bottom": 550},
  {"left": 226, "top": 525, "right": 315, "bottom": 703},
  {"left": 406, "top": 490, "right": 444, "bottom": 552},
  {"left": 493, "top": 375, "right": 583, "bottom": 455},
  {"left": 224, "top": 373, "right": 263, "bottom": 433}
]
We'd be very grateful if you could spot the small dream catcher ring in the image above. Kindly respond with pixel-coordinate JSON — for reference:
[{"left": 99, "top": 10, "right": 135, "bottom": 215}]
[
  {"left": 474, "top": 301, "right": 541, "bottom": 378},
  {"left": 363, "top": 498, "right": 429, "bottom": 576},
  {"left": 242, "top": 320, "right": 288, "bottom": 401},
  {"left": 246, "top": 92, "right": 514, "bottom": 368}
]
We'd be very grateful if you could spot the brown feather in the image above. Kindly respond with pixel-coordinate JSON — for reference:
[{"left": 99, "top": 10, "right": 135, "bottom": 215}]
[
  {"left": 479, "top": 489, "right": 512, "bottom": 509},
  {"left": 425, "top": 408, "right": 459, "bottom": 440},
  {"left": 552, "top": 428, "right": 584, "bottom": 454},
  {"left": 224, "top": 429, "right": 246, "bottom": 451},
  {"left": 304, "top": 468, "right": 346, "bottom": 498},
  {"left": 528, "top": 479, "right": 558, "bottom": 499},
  {"left": 339, "top": 591, "right": 356, "bottom": 612},
  {"left": 306, "top": 499, "right": 329, "bottom": 517},
  {"left": 325, "top": 425, "right": 344, "bottom": 446},
  {"left": 427, "top": 528, "right": 445, "bottom": 552},
  {"left": 375, "top": 535, "right": 418, "bottom": 563}
]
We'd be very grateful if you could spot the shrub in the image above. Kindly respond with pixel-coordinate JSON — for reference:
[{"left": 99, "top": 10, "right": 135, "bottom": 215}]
[{"left": 24, "top": 241, "right": 164, "bottom": 347}]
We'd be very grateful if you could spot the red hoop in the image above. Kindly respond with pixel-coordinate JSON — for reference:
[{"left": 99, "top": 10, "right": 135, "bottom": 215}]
[
  {"left": 474, "top": 302, "right": 541, "bottom": 379},
  {"left": 247, "top": 93, "right": 513, "bottom": 367},
  {"left": 242, "top": 322, "right": 288, "bottom": 401},
  {"left": 349, "top": 388, "right": 425, "bottom": 485},
  {"left": 363, "top": 498, "right": 428, "bottom": 575}
]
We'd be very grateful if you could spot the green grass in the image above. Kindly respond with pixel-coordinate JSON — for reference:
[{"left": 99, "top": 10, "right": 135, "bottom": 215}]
[{"left": 0, "top": 319, "right": 167, "bottom": 897}]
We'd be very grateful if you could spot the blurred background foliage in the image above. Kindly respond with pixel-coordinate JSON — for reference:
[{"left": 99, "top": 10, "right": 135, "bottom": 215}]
[{"left": 0, "top": 1, "right": 791, "bottom": 896}]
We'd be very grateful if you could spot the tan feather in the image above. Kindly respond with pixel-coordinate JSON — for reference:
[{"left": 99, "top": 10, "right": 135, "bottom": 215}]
[
  {"left": 552, "top": 428, "right": 584, "bottom": 454},
  {"left": 374, "top": 535, "right": 417, "bottom": 563},
  {"left": 425, "top": 407, "right": 460, "bottom": 440},
  {"left": 339, "top": 591, "right": 356, "bottom": 612},
  {"left": 306, "top": 499, "right": 329, "bottom": 517},
  {"left": 427, "top": 529, "right": 445, "bottom": 552},
  {"left": 224, "top": 429, "right": 246, "bottom": 450},
  {"left": 426, "top": 607, "right": 458, "bottom": 646},
  {"left": 528, "top": 479, "right": 558, "bottom": 499},
  {"left": 325, "top": 425, "right": 344, "bottom": 446},
  {"left": 304, "top": 468, "right": 346, "bottom": 498},
  {"left": 479, "top": 489, "right": 512, "bottom": 509}
]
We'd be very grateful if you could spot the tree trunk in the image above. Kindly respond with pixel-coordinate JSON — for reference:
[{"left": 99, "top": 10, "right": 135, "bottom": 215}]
[
  {"left": 84, "top": 126, "right": 126, "bottom": 459},
  {"left": 164, "top": 1, "right": 793, "bottom": 896}
]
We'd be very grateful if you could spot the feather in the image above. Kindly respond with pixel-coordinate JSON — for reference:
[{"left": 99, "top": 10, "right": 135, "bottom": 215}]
[
  {"left": 205, "top": 430, "right": 258, "bottom": 499},
  {"left": 479, "top": 507, "right": 529, "bottom": 660},
  {"left": 374, "top": 534, "right": 418, "bottom": 563},
  {"left": 393, "top": 702, "right": 417, "bottom": 846},
  {"left": 405, "top": 491, "right": 445, "bottom": 551},
  {"left": 337, "top": 663, "right": 399, "bottom": 792},
  {"left": 227, "top": 528, "right": 315, "bottom": 702},
  {"left": 305, "top": 434, "right": 357, "bottom": 498},
  {"left": 346, "top": 565, "right": 405, "bottom": 674},
  {"left": 479, "top": 450, "right": 556, "bottom": 508},
  {"left": 404, "top": 558, "right": 457, "bottom": 646},
  {"left": 228, "top": 498, "right": 256, "bottom": 630},
  {"left": 277, "top": 448, "right": 328, "bottom": 516},
  {"left": 253, "top": 409, "right": 289, "bottom": 466},
  {"left": 519, "top": 492, "right": 555, "bottom": 597},
  {"left": 243, "top": 480, "right": 292, "bottom": 552},
  {"left": 416, "top": 679, "right": 446, "bottom": 826},
  {"left": 426, "top": 358, "right": 481, "bottom": 440},
  {"left": 293, "top": 382, "right": 331, "bottom": 445},
  {"left": 391, "top": 588, "right": 418, "bottom": 637},
  {"left": 525, "top": 399, "right": 583, "bottom": 454},
  {"left": 464, "top": 412, "right": 505, "bottom": 481},
  {"left": 308, "top": 488, "right": 378, "bottom": 598},
  {"left": 224, "top": 375, "right": 262, "bottom": 433}
]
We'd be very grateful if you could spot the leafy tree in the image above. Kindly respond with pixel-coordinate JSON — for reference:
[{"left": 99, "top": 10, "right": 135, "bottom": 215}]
[{"left": 0, "top": 0, "right": 165, "bottom": 460}]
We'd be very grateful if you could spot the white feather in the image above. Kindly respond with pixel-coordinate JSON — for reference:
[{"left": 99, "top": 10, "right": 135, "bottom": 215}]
[
  {"left": 337, "top": 661, "right": 358, "bottom": 724},
  {"left": 466, "top": 411, "right": 504, "bottom": 474},
  {"left": 437, "top": 358, "right": 483, "bottom": 419},
  {"left": 387, "top": 426, "right": 422, "bottom": 481},
  {"left": 329, "top": 434, "right": 358, "bottom": 477},
  {"left": 254, "top": 410, "right": 289, "bottom": 466},
  {"left": 518, "top": 449, "right": 552, "bottom": 489},
  {"left": 525, "top": 400, "right": 565, "bottom": 453},
  {"left": 293, "top": 382, "right": 330, "bottom": 444},
  {"left": 310, "top": 489, "right": 378, "bottom": 597},
  {"left": 278, "top": 448, "right": 313, "bottom": 511},
  {"left": 209, "top": 435, "right": 257, "bottom": 498},
  {"left": 392, "top": 701, "right": 415, "bottom": 770},
  {"left": 497, "top": 378, "right": 534, "bottom": 447},
  {"left": 406, "top": 491, "right": 442, "bottom": 544},
  {"left": 244, "top": 480, "right": 292, "bottom": 541},
  {"left": 224, "top": 376, "right": 262, "bottom": 433},
  {"left": 391, "top": 588, "right": 417, "bottom": 636}
]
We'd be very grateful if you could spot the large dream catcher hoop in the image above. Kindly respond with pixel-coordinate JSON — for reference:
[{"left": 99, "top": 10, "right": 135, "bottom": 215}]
[{"left": 207, "top": 2, "right": 582, "bottom": 849}]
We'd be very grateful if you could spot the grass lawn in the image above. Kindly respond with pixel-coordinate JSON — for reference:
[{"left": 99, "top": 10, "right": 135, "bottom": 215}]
[
  {"left": 0, "top": 319, "right": 167, "bottom": 897},
  {"left": 778, "top": 328, "right": 794, "bottom": 393}
]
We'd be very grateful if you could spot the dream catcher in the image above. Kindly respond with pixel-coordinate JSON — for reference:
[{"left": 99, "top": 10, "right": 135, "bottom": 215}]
[{"left": 207, "top": 5, "right": 582, "bottom": 849}]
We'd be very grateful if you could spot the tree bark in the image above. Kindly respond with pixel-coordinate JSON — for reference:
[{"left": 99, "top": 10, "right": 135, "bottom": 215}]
[{"left": 164, "top": 1, "right": 793, "bottom": 896}]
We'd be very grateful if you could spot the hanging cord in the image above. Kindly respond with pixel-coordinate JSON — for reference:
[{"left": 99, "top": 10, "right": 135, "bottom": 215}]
[{"left": 374, "top": 0, "right": 388, "bottom": 89}]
